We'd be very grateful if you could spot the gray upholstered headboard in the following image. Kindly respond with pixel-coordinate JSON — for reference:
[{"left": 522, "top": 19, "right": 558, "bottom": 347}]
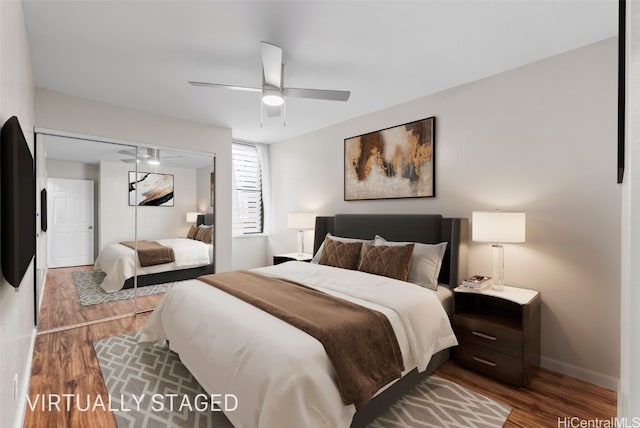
[
  {"left": 196, "top": 213, "right": 214, "bottom": 226},
  {"left": 313, "top": 214, "right": 468, "bottom": 288}
]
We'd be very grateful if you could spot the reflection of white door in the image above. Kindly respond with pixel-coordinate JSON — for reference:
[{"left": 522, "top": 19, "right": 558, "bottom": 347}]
[{"left": 47, "top": 178, "right": 94, "bottom": 268}]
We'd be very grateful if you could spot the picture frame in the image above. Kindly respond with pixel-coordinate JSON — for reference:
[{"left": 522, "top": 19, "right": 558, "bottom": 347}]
[
  {"left": 344, "top": 116, "right": 435, "bottom": 201},
  {"left": 618, "top": 0, "right": 626, "bottom": 184},
  {"left": 128, "top": 171, "right": 174, "bottom": 206},
  {"left": 210, "top": 171, "right": 215, "bottom": 208}
]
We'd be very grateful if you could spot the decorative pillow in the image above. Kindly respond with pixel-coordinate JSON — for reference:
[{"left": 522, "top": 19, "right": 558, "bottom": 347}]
[
  {"left": 311, "top": 233, "right": 373, "bottom": 264},
  {"left": 374, "top": 235, "right": 447, "bottom": 290},
  {"left": 195, "top": 225, "right": 213, "bottom": 244},
  {"left": 357, "top": 243, "right": 414, "bottom": 281},
  {"left": 317, "top": 239, "right": 363, "bottom": 270},
  {"left": 187, "top": 224, "right": 199, "bottom": 240}
]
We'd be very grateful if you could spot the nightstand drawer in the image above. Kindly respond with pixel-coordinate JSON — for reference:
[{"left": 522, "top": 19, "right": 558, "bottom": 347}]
[
  {"left": 454, "top": 315, "right": 523, "bottom": 358},
  {"left": 453, "top": 343, "right": 524, "bottom": 386}
]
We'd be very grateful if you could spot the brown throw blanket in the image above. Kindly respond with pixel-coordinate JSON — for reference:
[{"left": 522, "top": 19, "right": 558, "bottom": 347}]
[
  {"left": 198, "top": 270, "right": 404, "bottom": 410},
  {"left": 120, "top": 240, "right": 175, "bottom": 267}
]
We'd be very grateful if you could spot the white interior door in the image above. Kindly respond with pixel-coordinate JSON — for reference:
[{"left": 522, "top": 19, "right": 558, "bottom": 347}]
[{"left": 47, "top": 178, "right": 95, "bottom": 268}]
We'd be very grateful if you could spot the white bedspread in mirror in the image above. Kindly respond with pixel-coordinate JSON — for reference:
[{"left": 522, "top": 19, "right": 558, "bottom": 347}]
[
  {"left": 139, "top": 261, "right": 457, "bottom": 428},
  {"left": 94, "top": 238, "right": 212, "bottom": 292}
]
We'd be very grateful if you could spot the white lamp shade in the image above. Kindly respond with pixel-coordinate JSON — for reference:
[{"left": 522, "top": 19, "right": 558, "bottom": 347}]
[
  {"left": 186, "top": 212, "right": 201, "bottom": 223},
  {"left": 472, "top": 211, "right": 526, "bottom": 243},
  {"left": 288, "top": 212, "right": 315, "bottom": 230}
]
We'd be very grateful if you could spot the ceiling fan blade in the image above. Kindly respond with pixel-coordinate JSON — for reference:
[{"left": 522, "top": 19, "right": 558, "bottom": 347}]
[
  {"left": 188, "top": 81, "right": 261, "bottom": 92},
  {"left": 120, "top": 158, "right": 137, "bottom": 163},
  {"left": 284, "top": 87, "right": 351, "bottom": 102},
  {"left": 265, "top": 105, "right": 282, "bottom": 118},
  {"left": 118, "top": 150, "right": 148, "bottom": 159},
  {"left": 261, "top": 41, "right": 283, "bottom": 88}
]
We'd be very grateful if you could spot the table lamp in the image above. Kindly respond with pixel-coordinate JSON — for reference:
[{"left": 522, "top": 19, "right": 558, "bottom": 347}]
[
  {"left": 186, "top": 212, "right": 201, "bottom": 223},
  {"left": 472, "top": 211, "right": 526, "bottom": 290},
  {"left": 288, "top": 212, "right": 315, "bottom": 256}
]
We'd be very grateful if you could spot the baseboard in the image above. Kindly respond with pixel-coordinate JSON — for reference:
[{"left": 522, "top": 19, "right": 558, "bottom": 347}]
[
  {"left": 15, "top": 327, "right": 37, "bottom": 428},
  {"left": 618, "top": 379, "right": 628, "bottom": 419},
  {"left": 540, "top": 356, "right": 618, "bottom": 390}
]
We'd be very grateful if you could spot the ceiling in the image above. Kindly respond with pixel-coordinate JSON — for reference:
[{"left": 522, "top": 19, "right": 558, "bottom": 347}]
[
  {"left": 23, "top": 1, "right": 617, "bottom": 144},
  {"left": 41, "top": 134, "right": 214, "bottom": 169}
]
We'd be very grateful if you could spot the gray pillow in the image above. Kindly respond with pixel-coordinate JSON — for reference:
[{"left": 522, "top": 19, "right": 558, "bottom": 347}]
[{"left": 374, "top": 235, "right": 447, "bottom": 290}]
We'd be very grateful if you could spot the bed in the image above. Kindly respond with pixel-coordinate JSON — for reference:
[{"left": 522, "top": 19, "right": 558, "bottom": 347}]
[
  {"left": 94, "top": 214, "right": 215, "bottom": 292},
  {"left": 139, "top": 214, "right": 468, "bottom": 427}
]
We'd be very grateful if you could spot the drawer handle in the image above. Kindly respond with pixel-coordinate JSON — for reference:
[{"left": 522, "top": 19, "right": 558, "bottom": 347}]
[
  {"left": 473, "top": 356, "right": 497, "bottom": 367},
  {"left": 472, "top": 331, "right": 497, "bottom": 341}
]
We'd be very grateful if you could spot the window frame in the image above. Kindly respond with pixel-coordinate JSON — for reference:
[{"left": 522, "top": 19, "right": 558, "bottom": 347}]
[{"left": 232, "top": 142, "right": 264, "bottom": 235}]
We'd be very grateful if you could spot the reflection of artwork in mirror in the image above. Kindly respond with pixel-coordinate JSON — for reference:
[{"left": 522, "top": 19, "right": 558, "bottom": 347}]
[
  {"left": 129, "top": 171, "right": 174, "bottom": 206},
  {"left": 210, "top": 172, "right": 215, "bottom": 208}
]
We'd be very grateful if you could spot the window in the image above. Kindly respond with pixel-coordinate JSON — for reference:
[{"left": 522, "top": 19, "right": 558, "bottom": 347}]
[{"left": 232, "top": 142, "right": 263, "bottom": 234}]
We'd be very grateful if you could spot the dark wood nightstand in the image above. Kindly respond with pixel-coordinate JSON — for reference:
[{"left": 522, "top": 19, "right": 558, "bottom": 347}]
[
  {"left": 452, "top": 285, "right": 541, "bottom": 386},
  {"left": 273, "top": 253, "right": 313, "bottom": 265}
]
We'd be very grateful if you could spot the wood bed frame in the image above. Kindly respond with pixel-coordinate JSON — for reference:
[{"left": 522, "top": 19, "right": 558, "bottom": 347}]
[
  {"left": 121, "top": 213, "right": 215, "bottom": 289},
  {"left": 312, "top": 214, "right": 468, "bottom": 426}
]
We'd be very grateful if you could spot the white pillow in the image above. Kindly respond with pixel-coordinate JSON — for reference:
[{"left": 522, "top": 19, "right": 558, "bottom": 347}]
[
  {"left": 374, "top": 235, "right": 447, "bottom": 290},
  {"left": 311, "top": 233, "right": 374, "bottom": 264}
]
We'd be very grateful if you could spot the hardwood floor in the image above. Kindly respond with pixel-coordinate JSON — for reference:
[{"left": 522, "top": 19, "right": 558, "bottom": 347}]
[
  {"left": 38, "top": 266, "right": 165, "bottom": 331},
  {"left": 28, "top": 268, "right": 616, "bottom": 427},
  {"left": 26, "top": 322, "right": 617, "bottom": 427},
  {"left": 436, "top": 362, "right": 616, "bottom": 427},
  {"left": 25, "top": 314, "right": 151, "bottom": 428}
]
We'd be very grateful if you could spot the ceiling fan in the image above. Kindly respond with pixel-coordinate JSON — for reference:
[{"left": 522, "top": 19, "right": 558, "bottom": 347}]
[
  {"left": 189, "top": 41, "right": 351, "bottom": 119},
  {"left": 119, "top": 148, "right": 182, "bottom": 165}
]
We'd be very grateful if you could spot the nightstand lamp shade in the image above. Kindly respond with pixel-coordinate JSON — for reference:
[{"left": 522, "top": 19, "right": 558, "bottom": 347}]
[
  {"left": 288, "top": 212, "right": 315, "bottom": 256},
  {"left": 472, "top": 211, "right": 526, "bottom": 290},
  {"left": 186, "top": 212, "right": 201, "bottom": 223}
]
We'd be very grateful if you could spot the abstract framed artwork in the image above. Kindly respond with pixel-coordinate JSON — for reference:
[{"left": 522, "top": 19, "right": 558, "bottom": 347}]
[
  {"left": 344, "top": 116, "right": 435, "bottom": 201},
  {"left": 128, "top": 171, "right": 174, "bottom": 206}
]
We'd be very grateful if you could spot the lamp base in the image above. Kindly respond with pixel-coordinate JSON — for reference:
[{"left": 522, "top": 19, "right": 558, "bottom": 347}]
[
  {"left": 296, "top": 230, "right": 305, "bottom": 256},
  {"left": 491, "top": 244, "right": 504, "bottom": 291}
]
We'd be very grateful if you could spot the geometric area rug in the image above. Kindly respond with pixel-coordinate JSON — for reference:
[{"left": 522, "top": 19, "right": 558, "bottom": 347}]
[
  {"left": 366, "top": 376, "right": 512, "bottom": 427},
  {"left": 73, "top": 270, "right": 174, "bottom": 306},
  {"left": 94, "top": 332, "right": 512, "bottom": 428}
]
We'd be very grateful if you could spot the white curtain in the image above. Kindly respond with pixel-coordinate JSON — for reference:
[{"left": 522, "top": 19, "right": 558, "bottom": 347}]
[
  {"left": 256, "top": 143, "right": 271, "bottom": 236},
  {"left": 230, "top": 152, "right": 242, "bottom": 237}
]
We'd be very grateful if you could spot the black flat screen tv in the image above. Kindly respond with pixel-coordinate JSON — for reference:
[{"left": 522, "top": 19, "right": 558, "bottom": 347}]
[{"left": 1, "top": 116, "right": 35, "bottom": 288}]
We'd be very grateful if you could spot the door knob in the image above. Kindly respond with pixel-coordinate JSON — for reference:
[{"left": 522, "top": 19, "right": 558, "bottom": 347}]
[{"left": 88, "top": 226, "right": 93, "bottom": 230}]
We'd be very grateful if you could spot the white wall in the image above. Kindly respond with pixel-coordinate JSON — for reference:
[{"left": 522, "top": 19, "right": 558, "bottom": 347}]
[
  {"left": 99, "top": 161, "right": 197, "bottom": 249},
  {"left": 270, "top": 38, "right": 620, "bottom": 387},
  {"left": 620, "top": 0, "right": 640, "bottom": 419},
  {"left": 0, "top": 2, "right": 35, "bottom": 427},
  {"left": 232, "top": 236, "right": 269, "bottom": 270},
  {"left": 196, "top": 165, "right": 213, "bottom": 214},
  {"left": 34, "top": 88, "right": 233, "bottom": 272},
  {"left": 47, "top": 158, "right": 99, "bottom": 180}
]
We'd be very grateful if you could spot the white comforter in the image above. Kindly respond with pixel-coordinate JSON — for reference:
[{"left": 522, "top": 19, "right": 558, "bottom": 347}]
[
  {"left": 138, "top": 262, "right": 457, "bottom": 428},
  {"left": 94, "top": 238, "right": 212, "bottom": 292}
]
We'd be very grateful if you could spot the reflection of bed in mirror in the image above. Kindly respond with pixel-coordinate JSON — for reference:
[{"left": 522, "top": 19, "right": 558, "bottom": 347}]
[{"left": 94, "top": 214, "right": 214, "bottom": 292}]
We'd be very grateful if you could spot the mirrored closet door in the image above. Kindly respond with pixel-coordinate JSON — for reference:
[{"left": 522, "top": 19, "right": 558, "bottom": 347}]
[
  {"left": 34, "top": 132, "right": 217, "bottom": 332},
  {"left": 35, "top": 133, "right": 137, "bottom": 332},
  {"left": 132, "top": 149, "right": 216, "bottom": 314}
]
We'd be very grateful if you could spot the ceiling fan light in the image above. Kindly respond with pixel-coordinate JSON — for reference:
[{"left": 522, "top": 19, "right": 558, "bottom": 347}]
[
  {"left": 146, "top": 148, "right": 160, "bottom": 165},
  {"left": 262, "top": 88, "right": 284, "bottom": 106}
]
